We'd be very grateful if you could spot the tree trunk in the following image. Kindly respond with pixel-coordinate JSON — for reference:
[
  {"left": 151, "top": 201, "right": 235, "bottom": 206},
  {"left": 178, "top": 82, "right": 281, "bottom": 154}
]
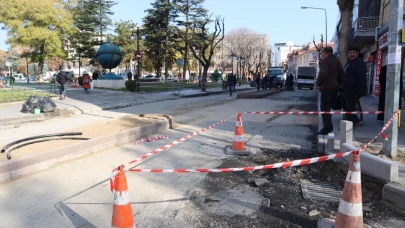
[
  {"left": 201, "top": 65, "right": 209, "bottom": 91},
  {"left": 338, "top": 0, "right": 354, "bottom": 65}
]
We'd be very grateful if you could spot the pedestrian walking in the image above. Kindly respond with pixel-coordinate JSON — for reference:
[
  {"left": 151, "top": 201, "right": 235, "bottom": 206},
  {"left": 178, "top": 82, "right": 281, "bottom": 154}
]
[
  {"left": 82, "top": 71, "right": 92, "bottom": 94},
  {"left": 56, "top": 67, "right": 69, "bottom": 100},
  {"left": 342, "top": 48, "right": 368, "bottom": 127},
  {"left": 227, "top": 73, "right": 236, "bottom": 96},
  {"left": 127, "top": 71, "right": 133, "bottom": 80},
  {"left": 233, "top": 74, "right": 237, "bottom": 90},
  {"left": 255, "top": 74, "right": 261, "bottom": 91},
  {"left": 316, "top": 46, "right": 344, "bottom": 135},
  {"left": 92, "top": 70, "right": 99, "bottom": 80},
  {"left": 263, "top": 74, "right": 268, "bottom": 90}
]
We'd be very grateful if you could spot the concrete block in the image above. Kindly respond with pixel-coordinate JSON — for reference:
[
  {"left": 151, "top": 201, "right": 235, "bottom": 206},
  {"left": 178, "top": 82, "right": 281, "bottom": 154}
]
[
  {"left": 326, "top": 133, "right": 335, "bottom": 153},
  {"left": 340, "top": 120, "right": 353, "bottom": 147},
  {"left": 383, "top": 183, "right": 405, "bottom": 210},
  {"left": 224, "top": 145, "right": 251, "bottom": 156},
  {"left": 341, "top": 143, "right": 398, "bottom": 182},
  {"left": 93, "top": 80, "right": 126, "bottom": 89}
]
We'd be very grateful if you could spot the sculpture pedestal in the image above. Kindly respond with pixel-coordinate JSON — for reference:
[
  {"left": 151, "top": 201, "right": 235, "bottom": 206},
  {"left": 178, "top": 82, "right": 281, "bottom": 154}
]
[
  {"left": 99, "top": 73, "right": 123, "bottom": 80},
  {"left": 93, "top": 79, "right": 126, "bottom": 89}
]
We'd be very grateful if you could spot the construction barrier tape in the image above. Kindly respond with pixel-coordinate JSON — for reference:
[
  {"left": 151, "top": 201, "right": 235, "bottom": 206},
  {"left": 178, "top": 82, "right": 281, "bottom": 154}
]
[
  {"left": 110, "top": 113, "right": 237, "bottom": 190},
  {"left": 242, "top": 111, "right": 384, "bottom": 115},
  {"left": 128, "top": 151, "right": 354, "bottom": 173},
  {"left": 360, "top": 110, "right": 400, "bottom": 150},
  {"left": 133, "top": 136, "right": 170, "bottom": 145},
  {"left": 110, "top": 110, "right": 399, "bottom": 184},
  {"left": 125, "top": 110, "right": 400, "bottom": 174}
]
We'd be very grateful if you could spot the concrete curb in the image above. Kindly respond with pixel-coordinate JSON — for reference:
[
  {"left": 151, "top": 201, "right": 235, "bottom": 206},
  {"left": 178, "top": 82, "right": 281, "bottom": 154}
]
[
  {"left": 316, "top": 92, "right": 405, "bottom": 210},
  {"left": 0, "top": 115, "right": 174, "bottom": 183},
  {"left": 236, "top": 89, "right": 282, "bottom": 99},
  {"left": 180, "top": 87, "right": 254, "bottom": 98},
  {"left": 0, "top": 97, "right": 176, "bottom": 126}
]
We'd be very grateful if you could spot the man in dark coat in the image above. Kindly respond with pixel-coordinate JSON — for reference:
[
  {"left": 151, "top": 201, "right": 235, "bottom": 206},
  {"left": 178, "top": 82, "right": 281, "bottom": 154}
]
[
  {"left": 92, "top": 70, "right": 99, "bottom": 80},
  {"left": 56, "top": 67, "right": 69, "bottom": 100},
  {"left": 316, "top": 46, "right": 345, "bottom": 135},
  {"left": 227, "top": 73, "right": 236, "bottom": 96},
  {"left": 343, "top": 48, "right": 368, "bottom": 127},
  {"left": 255, "top": 74, "right": 261, "bottom": 91},
  {"left": 127, "top": 71, "right": 133, "bottom": 80}
]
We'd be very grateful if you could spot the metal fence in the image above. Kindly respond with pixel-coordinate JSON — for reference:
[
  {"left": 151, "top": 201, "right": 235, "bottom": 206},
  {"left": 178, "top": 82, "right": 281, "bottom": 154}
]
[{"left": 0, "top": 81, "right": 58, "bottom": 103}]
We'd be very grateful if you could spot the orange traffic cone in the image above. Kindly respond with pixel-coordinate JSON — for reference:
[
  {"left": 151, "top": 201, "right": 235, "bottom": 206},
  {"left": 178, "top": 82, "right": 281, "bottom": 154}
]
[
  {"left": 334, "top": 151, "right": 363, "bottom": 228},
  {"left": 232, "top": 113, "right": 245, "bottom": 151},
  {"left": 111, "top": 166, "right": 135, "bottom": 228}
]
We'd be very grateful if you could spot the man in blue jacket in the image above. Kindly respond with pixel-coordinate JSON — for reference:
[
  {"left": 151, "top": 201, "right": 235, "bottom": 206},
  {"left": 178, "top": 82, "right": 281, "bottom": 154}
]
[{"left": 343, "top": 48, "right": 368, "bottom": 127}]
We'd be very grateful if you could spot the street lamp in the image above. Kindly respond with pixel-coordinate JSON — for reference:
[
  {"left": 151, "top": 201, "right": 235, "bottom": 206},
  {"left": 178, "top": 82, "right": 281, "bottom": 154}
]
[
  {"left": 194, "top": 48, "right": 201, "bottom": 84},
  {"left": 228, "top": 53, "right": 237, "bottom": 75},
  {"left": 301, "top": 6, "right": 328, "bottom": 47},
  {"left": 130, "top": 26, "right": 146, "bottom": 92}
]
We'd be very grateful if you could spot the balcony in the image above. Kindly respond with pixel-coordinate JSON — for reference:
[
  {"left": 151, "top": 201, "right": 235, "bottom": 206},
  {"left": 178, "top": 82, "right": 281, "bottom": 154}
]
[
  {"left": 351, "top": 16, "right": 379, "bottom": 48},
  {"left": 355, "top": 17, "right": 379, "bottom": 31}
]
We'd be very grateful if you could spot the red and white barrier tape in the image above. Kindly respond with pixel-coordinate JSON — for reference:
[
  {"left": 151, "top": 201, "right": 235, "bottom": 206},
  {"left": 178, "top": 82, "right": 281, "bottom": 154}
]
[
  {"left": 128, "top": 151, "right": 354, "bottom": 173},
  {"left": 242, "top": 111, "right": 383, "bottom": 115},
  {"left": 110, "top": 113, "right": 237, "bottom": 190},
  {"left": 133, "top": 136, "right": 170, "bottom": 145},
  {"left": 125, "top": 110, "right": 399, "bottom": 175},
  {"left": 361, "top": 110, "right": 400, "bottom": 149}
]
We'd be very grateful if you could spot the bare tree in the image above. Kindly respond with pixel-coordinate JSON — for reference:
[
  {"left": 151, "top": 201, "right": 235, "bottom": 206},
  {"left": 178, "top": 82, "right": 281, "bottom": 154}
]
[
  {"left": 337, "top": 0, "right": 354, "bottom": 65},
  {"left": 189, "top": 14, "right": 225, "bottom": 91}
]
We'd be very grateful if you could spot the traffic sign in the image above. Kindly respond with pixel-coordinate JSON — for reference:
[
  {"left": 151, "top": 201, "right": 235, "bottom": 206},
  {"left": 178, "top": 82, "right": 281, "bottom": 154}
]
[
  {"left": 5, "top": 60, "right": 12, "bottom": 67},
  {"left": 176, "top": 58, "right": 184, "bottom": 67},
  {"left": 136, "top": 51, "right": 142, "bottom": 60}
]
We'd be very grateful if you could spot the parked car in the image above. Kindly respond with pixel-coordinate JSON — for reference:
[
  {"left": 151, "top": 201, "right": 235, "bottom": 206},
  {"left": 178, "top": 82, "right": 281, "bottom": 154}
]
[{"left": 143, "top": 75, "right": 156, "bottom": 80}]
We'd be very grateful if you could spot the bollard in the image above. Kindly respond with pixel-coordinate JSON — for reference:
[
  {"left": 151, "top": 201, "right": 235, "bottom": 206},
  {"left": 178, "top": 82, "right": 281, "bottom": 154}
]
[{"left": 340, "top": 120, "right": 353, "bottom": 150}]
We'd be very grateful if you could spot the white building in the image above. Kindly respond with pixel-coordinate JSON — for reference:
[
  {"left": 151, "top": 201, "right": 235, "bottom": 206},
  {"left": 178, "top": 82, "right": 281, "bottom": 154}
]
[{"left": 274, "top": 41, "right": 301, "bottom": 66}]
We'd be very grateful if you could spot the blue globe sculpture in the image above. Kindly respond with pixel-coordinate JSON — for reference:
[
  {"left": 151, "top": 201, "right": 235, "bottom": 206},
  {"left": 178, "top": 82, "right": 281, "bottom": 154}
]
[{"left": 95, "top": 43, "right": 124, "bottom": 80}]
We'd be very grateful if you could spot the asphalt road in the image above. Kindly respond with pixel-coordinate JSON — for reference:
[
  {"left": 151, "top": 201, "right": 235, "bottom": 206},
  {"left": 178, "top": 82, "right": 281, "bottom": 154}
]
[{"left": 0, "top": 90, "right": 319, "bottom": 227}]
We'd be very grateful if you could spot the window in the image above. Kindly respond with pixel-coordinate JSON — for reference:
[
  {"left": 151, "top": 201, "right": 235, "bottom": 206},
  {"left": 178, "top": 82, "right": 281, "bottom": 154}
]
[{"left": 382, "top": 0, "right": 390, "bottom": 25}]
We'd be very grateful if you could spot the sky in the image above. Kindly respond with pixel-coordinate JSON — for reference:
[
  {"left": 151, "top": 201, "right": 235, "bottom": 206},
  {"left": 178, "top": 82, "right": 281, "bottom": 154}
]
[{"left": 0, "top": 0, "right": 339, "bottom": 51}]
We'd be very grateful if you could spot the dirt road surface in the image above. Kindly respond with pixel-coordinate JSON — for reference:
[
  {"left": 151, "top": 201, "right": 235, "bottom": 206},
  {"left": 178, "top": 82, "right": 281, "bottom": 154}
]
[{"left": 0, "top": 90, "right": 404, "bottom": 227}]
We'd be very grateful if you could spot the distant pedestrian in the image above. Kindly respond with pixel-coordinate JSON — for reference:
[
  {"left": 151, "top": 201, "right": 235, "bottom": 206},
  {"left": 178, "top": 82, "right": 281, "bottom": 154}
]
[
  {"left": 56, "top": 67, "right": 69, "bottom": 100},
  {"left": 263, "top": 75, "right": 268, "bottom": 90},
  {"left": 342, "top": 48, "right": 367, "bottom": 127},
  {"left": 316, "top": 46, "right": 344, "bottom": 135},
  {"left": 227, "top": 73, "right": 236, "bottom": 96},
  {"left": 255, "top": 74, "right": 261, "bottom": 91},
  {"left": 127, "top": 71, "right": 133, "bottom": 80},
  {"left": 233, "top": 74, "right": 237, "bottom": 90},
  {"left": 92, "top": 70, "right": 99, "bottom": 80},
  {"left": 82, "top": 71, "right": 92, "bottom": 94}
]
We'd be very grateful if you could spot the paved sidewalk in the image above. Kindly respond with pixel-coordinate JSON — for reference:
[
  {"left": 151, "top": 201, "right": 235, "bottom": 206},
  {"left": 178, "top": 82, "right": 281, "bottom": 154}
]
[
  {"left": 0, "top": 85, "right": 253, "bottom": 125},
  {"left": 318, "top": 94, "right": 405, "bottom": 210}
]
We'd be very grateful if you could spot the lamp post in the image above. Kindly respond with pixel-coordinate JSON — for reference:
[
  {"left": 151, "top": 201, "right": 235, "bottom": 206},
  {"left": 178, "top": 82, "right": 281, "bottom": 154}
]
[
  {"left": 194, "top": 47, "right": 201, "bottom": 84},
  {"left": 228, "top": 52, "right": 237, "bottom": 75},
  {"left": 131, "top": 27, "right": 146, "bottom": 92},
  {"left": 301, "top": 6, "right": 328, "bottom": 46}
]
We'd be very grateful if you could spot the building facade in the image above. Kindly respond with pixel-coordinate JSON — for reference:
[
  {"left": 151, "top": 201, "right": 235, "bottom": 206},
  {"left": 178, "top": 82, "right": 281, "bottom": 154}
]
[
  {"left": 274, "top": 42, "right": 302, "bottom": 67},
  {"left": 335, "top": 0, "right": 405, "bottom": 96}
]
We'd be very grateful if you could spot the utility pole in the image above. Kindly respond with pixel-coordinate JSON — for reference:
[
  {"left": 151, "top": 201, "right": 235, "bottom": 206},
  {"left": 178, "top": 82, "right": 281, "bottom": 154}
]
[{"left": 383, "top": 0, "right": 403, "bottom": 158}]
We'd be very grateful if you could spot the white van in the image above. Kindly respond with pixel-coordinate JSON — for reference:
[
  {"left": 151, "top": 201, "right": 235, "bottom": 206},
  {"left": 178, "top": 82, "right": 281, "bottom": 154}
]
[{"left": 13, "top": 73, "right": 26, "bottom": 82}]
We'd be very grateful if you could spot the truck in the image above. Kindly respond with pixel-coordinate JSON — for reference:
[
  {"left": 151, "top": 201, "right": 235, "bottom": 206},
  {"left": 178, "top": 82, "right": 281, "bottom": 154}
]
[
  {"left": 267, "top": 67, "right": 285, "bottom": 89},
  {"left": 297, "top": 66, "right": 317, "bottom": 90}
]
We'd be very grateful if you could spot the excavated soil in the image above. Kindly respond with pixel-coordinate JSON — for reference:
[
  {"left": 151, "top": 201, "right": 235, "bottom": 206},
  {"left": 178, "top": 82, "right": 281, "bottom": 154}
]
[{"left": 1, "top": 115, "right": 164, "bottom": 161}]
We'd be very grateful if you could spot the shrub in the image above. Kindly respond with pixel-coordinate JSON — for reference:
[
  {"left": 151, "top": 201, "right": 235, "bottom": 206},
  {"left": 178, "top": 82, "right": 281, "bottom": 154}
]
[
  {"left": 78, "top": 76, "right": 83, "bottom": 86},
  {"left": 125, "top": 80, "right": 137, "bottom": 92}
]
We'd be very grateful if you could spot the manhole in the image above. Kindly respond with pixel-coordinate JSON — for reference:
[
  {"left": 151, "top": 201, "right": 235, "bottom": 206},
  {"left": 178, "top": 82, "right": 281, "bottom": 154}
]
[{"left": 300, "top": 179, "right": 342, "bottom": 202}]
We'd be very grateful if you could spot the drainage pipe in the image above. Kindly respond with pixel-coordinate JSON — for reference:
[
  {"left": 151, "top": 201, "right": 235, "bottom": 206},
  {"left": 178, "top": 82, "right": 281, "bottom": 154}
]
[
  {"left": 6, "top": 137, "right": 90, "bottom": 160},
  {"left": 1, "top": 132, "right": 83, "bottom": 153}
]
